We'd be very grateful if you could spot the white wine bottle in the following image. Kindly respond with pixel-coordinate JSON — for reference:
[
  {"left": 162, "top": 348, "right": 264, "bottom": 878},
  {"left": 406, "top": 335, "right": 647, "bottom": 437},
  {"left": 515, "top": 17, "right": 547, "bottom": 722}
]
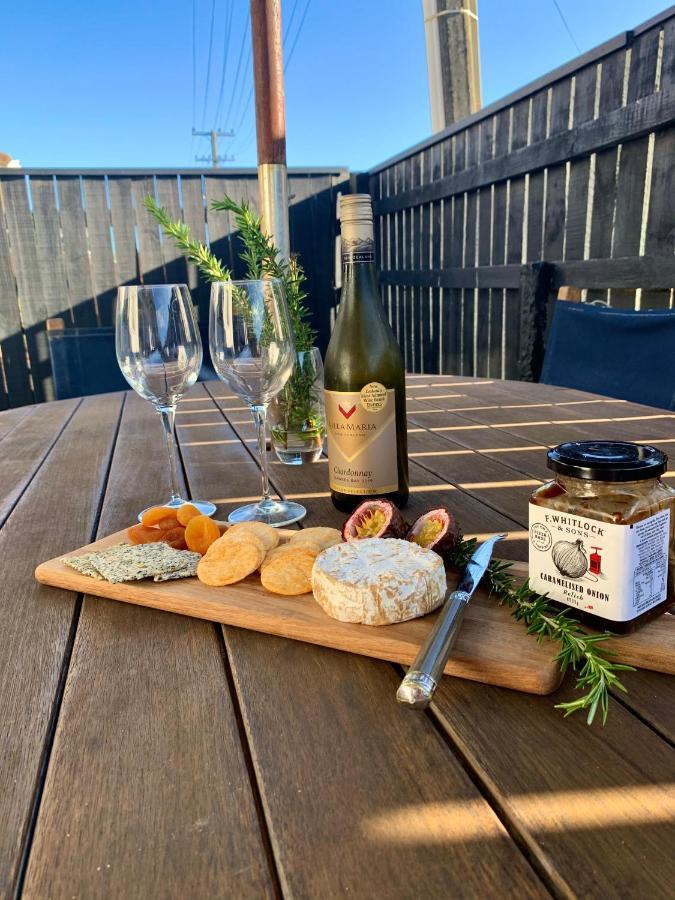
[{"left": 324, "top": 194, "right": 409, "bottom": 512}]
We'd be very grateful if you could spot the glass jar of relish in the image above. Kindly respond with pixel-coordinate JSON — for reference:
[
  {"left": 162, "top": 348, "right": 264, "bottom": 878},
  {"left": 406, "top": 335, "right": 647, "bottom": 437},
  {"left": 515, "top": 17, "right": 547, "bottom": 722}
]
[{"left": 529, "top": 441, "right": 675, "bottom": 634}]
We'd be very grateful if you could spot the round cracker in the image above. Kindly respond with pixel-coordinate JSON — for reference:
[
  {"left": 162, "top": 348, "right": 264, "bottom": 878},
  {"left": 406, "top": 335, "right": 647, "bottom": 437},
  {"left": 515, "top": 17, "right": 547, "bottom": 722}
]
[
  {"left": 260, "top": 546, "right": 318, "bottom": 595},
  {"left": 197, "top": 539, "right": 265, "bottom": 585},
  {"left": 261, "top": 541, "right": 321, "bottom": 571},
  {"left": 259, "top": 545, "right": 289, "bottom": 571},
  {"left": 278, "top": 537, "right": 323, "bottom": 555},
  {"left": 206, "top": 532, "right": 266, "bottom": 559},
  {"left": 289, "top": 527, "right": 342, "bottom": 550},
  {"left": 220, "top": 521, "right": 279, "bottom": 551}
]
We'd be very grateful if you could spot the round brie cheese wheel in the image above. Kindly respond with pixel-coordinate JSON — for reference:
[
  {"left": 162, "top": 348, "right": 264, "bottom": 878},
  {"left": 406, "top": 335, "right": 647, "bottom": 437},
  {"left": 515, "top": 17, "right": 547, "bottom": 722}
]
[{"left": 311, "top": 538, "right": 447, "bottom": 626}]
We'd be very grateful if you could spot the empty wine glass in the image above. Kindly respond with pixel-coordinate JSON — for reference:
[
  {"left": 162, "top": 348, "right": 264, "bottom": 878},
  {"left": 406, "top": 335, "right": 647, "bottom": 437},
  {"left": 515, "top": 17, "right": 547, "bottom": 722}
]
[
  {"left": 115, "top": 284, "right": 216, "bottom": 518},
  {"left": 210, "top": 279, "right": 306, "bottom": 526}
]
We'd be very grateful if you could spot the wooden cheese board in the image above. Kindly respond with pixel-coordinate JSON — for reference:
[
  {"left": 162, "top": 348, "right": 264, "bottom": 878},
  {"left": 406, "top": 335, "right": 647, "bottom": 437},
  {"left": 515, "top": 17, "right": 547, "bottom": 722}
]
[
  {"left": 35, "top": 528, "right": 675, "bottom": 695},
  {"left": 36, "top": 527, "right": 562, "bottom": 695}
]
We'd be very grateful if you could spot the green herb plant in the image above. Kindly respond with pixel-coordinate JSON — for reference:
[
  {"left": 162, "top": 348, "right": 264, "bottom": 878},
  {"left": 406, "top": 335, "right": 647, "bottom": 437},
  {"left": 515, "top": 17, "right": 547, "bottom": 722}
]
[
  {"left": 144, "top": 194, "right": 324, "bottom": 451},
  {"left": 447, "top": 537, "right": 634, "bottom": 725},
  {"left": 211, "top": 198, "right": 323, "bottom": 451}
]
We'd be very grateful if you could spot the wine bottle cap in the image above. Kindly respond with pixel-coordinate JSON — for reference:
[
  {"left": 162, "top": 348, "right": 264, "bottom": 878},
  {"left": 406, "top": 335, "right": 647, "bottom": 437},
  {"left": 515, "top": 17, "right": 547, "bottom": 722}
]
[{"left": 339, "top": 193, "right": 373, "bottom": 224}]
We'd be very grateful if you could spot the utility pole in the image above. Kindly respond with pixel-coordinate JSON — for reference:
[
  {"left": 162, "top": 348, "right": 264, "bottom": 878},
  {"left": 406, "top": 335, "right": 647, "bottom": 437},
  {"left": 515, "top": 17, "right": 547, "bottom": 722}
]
[
  {"left": 423, "top": 0, "right": 482, "bottom": 132},
  {"left": 250, "top": 0, "right": 290, "bottom": 261},
  {"left": 193, "top": 128, "right": 235, "bottom": 167}
]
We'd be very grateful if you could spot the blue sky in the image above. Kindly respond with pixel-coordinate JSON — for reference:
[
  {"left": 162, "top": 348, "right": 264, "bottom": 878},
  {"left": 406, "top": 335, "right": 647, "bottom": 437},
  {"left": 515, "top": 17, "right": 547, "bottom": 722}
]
[{"left": 0, "top": 0, "right": 668, "bottom": 170}]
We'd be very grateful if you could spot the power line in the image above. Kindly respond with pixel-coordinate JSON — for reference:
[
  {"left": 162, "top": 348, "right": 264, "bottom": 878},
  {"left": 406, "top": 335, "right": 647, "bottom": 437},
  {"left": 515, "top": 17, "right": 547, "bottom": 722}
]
[
  {"left": 283, "top": 0, "right": 300, "bottom": 45},
  {"left": 551, "top": 0, "right": 581, "bottom": 54},
  {"left": 223, "top": 9, "right": 251, "bottom": 129},
  {"left": 200, "top": 0, "right": 218, "bottom": 128},
  {"left": 213, "top": 0, "right": 235, "bottom": 128},
  {"left": 229, "top": 0, "right": 312, "bottom": 161},
  {"left": 191, "top": 0, "right": 198, "bottom": 162},
  {"left": 285, "top": 0, "right": 312, "bottom": 69},
  {"left": 192, "top": 0, "right": 197, "bottom": 126},
  {"left": 228, "top": 39, "right": 253, "bottom": 134}
]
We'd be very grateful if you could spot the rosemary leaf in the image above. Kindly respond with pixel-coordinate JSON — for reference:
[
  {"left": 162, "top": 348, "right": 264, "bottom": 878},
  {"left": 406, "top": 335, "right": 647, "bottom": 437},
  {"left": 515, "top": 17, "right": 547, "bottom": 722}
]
[
  {"left": 446, "top": 538, "right": 634, "bottom": 725},
  {"left": 143, "top": 196, "right": 230, "bottom": 282}
]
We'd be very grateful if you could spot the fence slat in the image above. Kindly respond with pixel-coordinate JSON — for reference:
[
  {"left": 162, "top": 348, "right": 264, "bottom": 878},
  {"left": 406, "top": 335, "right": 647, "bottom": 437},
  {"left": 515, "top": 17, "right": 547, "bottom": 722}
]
[
  {"left": 179, "top": 175, "right": 209, "bottom": 321},
  {"left": 0, "top": 183, "right": 31, "bottom": 408},
  {"left": 155, "top": 175, "right": 185, "bottom": 286},
  {"left": 30, "top": 177, "right": 71, "bottom": 327},
  {"left": 57, "top": 177, "right": 98, "bottom": 326},
  {"left": 564, "top": 65, "right": 597, "bottom": 261},
  {"left": 132, "top": 176, "right": 164, "bottom": 286},
  {"left": 2, "top": 176, "right": 53, "bottom": 401},
  {"left": 82, "top": 176, "right": 117, "bottom": 325},
  {"left": 107, "top": 177, "right": 138, "bottom": 292}
]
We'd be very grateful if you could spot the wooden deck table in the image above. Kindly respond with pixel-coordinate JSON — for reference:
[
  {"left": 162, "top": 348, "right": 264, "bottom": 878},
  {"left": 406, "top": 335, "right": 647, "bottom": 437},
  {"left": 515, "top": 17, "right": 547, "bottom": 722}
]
[{"left": 1, "top": 375, "right": 674, "bottom": 899}]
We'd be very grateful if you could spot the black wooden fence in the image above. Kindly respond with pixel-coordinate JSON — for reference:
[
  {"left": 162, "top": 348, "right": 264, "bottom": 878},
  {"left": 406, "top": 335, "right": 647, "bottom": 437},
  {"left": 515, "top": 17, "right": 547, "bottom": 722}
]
[
  {"left": 0, "top": 168, "right": 348, "bottom": 407},
  {"left": 368, "top": 6, "right": 675, "bottom": 379}
]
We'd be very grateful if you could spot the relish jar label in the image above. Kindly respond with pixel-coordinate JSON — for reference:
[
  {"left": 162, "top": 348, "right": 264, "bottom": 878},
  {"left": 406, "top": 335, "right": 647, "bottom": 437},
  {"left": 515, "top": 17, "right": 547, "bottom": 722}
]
[{"left": 528, "top": 505, "right": 670, "bottom": 622}]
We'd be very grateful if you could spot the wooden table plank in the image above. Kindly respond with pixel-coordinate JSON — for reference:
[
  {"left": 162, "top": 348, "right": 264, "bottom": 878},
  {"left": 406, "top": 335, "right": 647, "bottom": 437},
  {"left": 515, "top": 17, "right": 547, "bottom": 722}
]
[
  {"left": 0, "top": 399, "right": 79, "bottom": 528},
  {"left": 177, "top": 385, "right": 549, "bottom": 898},
  {"left": 617, "top": 669, "right": 675, "bottom": 744},
  {"left": 0, "top": 394, "right": 123, "bottom": 898},
  {"left": 0, "top": 403, "right": 33, "bottom": 443},
  {"left": 431, "top": 676, "right": 675, "bottom": 899},
  {"left": 22, "top": 392, "right": 275, "bottom": 900},
  {"left": 204, "top": 381, "right": 530, "bottom": 559}
]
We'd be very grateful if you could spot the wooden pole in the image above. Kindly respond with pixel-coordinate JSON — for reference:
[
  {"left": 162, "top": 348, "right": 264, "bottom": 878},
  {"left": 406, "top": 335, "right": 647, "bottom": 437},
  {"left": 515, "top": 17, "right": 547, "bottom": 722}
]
[
  {"left": 423, "top": 0, "right": 482, "bottom": 131},
  {"left": 250, "top": 0, "right": 290, "bottom": 260}
]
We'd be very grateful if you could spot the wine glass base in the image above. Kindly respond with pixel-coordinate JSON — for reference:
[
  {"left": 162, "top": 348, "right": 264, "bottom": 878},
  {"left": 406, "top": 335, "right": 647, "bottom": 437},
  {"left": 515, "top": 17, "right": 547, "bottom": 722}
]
[
  {"left": 137, "top": 499, "right": 217, "bottom": 522},
  {"left": 227, "top": 500, "right": 306, "bottom": 528}
]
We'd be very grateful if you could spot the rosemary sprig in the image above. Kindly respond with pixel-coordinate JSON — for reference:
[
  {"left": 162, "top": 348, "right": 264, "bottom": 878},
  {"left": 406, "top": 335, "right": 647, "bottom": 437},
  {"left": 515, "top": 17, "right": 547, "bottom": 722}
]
[
  {"left": 143, "top": 196, "right": 230, "bottom": 282},
  {"left": 211, "top": 196, "right": 316, "bottom": 351},
  {"left": 447, "top": 538, "right": 634, "bottom": 725}
]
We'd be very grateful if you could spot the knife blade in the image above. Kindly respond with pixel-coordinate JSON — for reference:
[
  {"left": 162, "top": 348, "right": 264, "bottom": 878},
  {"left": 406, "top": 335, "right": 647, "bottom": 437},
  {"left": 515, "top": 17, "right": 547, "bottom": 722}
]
[{"left": 396, "top": 533, "right": 506, "bottom": 709}]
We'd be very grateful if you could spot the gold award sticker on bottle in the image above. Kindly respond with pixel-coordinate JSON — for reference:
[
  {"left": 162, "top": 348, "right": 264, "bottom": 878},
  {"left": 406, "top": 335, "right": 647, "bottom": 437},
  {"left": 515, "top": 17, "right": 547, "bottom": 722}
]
[{"left": 360, "top": 382, "right": 388, "bottom": 412}]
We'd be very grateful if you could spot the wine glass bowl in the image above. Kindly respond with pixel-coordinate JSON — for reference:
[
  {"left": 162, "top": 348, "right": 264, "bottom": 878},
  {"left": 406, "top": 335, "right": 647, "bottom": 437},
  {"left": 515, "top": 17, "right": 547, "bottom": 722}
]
[
  {"left": 115, "top": 284, "right": 216, "bottom": 517},
  {"left": 209, "top": 279, "right": 306, "bottom": 526},
  {"left": 209, "top": 280, "right": 295, "bottom": 404}
]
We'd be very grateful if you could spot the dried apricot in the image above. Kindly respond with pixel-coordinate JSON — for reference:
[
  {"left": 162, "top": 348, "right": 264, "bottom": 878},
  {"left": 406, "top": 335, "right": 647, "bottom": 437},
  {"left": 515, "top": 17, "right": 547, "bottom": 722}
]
[
  {"left": 177, "top": 503, "right": 202, "bottom": 526},
  {"left": 141, "top": 506, "right": 175, "bottom": 527},
  {"left": 185, "top": 515, "right": 221, "bottom": 555},
  {"left": 162, "top": 526, "right": 187, "bottom": 550},
  {"left": 127, "top": 524, "right": 163, "bottom": 545},
  {"left": 155, "top": 514, "right": 180, "bottom": 531}
]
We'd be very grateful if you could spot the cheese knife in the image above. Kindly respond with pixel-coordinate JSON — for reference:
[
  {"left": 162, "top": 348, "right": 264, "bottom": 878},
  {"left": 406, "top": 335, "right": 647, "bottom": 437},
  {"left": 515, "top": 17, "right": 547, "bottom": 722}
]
[{"left": 396, "top": 533, "right": 506, "bottom": 709}]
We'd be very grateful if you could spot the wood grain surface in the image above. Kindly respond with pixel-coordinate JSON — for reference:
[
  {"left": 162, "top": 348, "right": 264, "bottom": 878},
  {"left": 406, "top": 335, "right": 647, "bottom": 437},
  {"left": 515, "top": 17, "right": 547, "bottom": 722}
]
[
  {"left": 35, "top": 527, "right": 562, "bottom": 695},
  {"left": 21, "top": 392, "right": 275, "bottom": 900},
  {"left": 176, "top": 384, "right": 549, "bottom": 898},
  {"left": 2, "top": 376, "right": 675, "bottom": 900}
]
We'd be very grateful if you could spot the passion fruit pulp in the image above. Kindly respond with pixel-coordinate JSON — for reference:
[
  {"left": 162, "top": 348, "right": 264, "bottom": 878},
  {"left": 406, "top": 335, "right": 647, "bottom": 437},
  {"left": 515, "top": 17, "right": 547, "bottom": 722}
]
[
  {"left": 406, "top": 507, "right": 460, "bottom": 557},
  {"left": 342, "top": 499, "right": 409, "bottom": 541}
]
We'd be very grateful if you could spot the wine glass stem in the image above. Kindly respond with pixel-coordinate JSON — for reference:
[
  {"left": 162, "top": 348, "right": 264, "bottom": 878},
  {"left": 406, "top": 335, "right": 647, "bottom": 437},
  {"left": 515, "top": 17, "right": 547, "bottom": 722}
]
[
  {"left": 158, "top": 405, "right": 182, "bottom": 504},
  {"left": 251, "top": 404, "right": 271, "bottom": 504}
]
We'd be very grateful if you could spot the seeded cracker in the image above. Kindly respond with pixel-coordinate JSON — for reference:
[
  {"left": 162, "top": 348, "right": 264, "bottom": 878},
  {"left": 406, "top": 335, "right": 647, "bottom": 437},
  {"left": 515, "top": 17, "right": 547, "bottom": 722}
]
[
  {"left": 63, "top": 553, "right": 105, "bottom": 580},
  {"left": 66, "top": 543, "right": 199, "bottom": 583},
  {"left": 63, "top": 544, "right": 131, "bottom": 579},
  {"left": 153, "top": 561, "right": 200, "bottom": 582}
]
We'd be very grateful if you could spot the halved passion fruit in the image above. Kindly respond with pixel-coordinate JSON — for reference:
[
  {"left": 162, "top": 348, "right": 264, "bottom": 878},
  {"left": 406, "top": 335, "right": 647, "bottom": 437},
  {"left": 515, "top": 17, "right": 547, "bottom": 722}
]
[
  {"left": 406, "top": 507, "right": 460, "bottom": 557},
  {"left": 342, "top": 499, "right": 409, "bottom": 541}
]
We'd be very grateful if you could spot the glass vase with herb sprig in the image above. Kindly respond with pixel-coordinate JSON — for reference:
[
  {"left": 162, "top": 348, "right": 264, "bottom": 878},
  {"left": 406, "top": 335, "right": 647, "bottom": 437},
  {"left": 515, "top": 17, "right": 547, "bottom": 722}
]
[{"left": 144, "top": 194, "right": 326, "bottom": 465}]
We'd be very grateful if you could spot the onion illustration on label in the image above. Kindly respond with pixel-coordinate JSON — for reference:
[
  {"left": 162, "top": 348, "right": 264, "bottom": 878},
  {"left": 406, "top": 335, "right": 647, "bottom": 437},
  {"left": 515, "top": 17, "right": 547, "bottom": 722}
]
[{"left": 551, "top": 539, "right": 589, "bottom": 579}]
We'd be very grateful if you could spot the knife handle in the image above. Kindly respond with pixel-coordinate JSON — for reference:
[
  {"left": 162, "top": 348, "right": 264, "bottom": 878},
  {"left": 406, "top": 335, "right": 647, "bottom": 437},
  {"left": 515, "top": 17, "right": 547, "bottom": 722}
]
[{"left": 396, "top": 591, "right": 471, "bottom": 709}]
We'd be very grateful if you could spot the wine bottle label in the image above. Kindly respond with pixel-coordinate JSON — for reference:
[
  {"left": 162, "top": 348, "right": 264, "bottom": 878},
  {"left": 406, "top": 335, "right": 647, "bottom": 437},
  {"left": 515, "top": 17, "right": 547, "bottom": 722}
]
[
  {"left": 341, "top": 220, "right": 375, "bottom": 264},
  {"left": 528, "top": 504, "right": 670, "bottom": 622},
  {"left": 325, "top": 383, "right": 398, "bottom": 495}
]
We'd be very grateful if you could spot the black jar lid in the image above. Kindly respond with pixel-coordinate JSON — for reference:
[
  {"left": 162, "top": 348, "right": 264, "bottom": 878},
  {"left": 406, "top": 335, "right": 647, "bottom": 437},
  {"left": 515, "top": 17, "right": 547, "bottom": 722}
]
[{"left": 547, "top": 441, "right": 668, "bottom": 482}]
